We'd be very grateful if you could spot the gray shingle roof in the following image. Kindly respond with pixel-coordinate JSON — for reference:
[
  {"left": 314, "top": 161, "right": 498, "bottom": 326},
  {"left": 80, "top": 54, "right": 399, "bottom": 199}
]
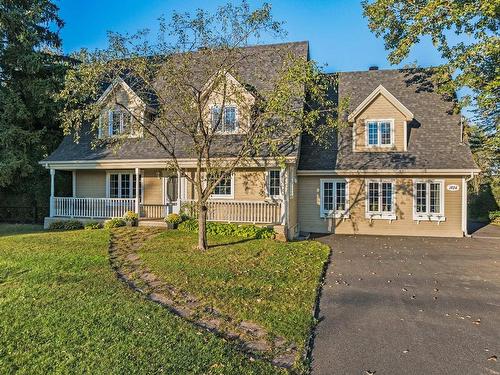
[
  {"left": 43, "top": 41, "right": 308, "bottom": 163},
  {"left": 298, "top": 68, "right": 477, "bottom": 171}
]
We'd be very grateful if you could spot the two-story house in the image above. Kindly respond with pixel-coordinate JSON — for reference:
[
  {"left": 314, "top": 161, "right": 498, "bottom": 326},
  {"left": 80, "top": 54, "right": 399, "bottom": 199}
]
[{"left": 40, "top": 41, "right": 479, "bottom": 239}]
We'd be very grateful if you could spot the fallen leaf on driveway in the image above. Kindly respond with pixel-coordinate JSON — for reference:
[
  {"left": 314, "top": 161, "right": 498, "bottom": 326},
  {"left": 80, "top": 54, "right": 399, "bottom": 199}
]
[
  {"left": 403, "top": 349, "right": 409, "bottom": 353},
  {"left": 364, "top": 371, "right": 376, "bottom": 375},
  {"left": 487, "top": 355, "right": 497, "bottom": 362},
  {"left": 473, "top": 319, "right": 481, "bottom": 325}
]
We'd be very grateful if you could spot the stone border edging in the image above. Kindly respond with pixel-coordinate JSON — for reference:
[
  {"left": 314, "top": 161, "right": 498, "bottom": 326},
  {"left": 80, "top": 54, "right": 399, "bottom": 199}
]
[{"left": 107, "top": 227, "right": 300, "bottom": 370}]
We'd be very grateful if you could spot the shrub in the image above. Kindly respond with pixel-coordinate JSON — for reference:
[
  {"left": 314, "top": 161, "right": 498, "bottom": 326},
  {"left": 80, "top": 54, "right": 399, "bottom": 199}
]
[
  {"left": 489, "top": 210, "right": 500, "bottom": 224},
  {"left": 104, "top": 218, "right": 126, "bottom": 229},
  {"left": 123, "top": 211, "right": 138, "bottom": 226},
  {"left": 178, "top": 219, "right": 275, "bottom": 239},
  {"left": 49, "top": 220, "right": 84, "bottom": 231},
  {"left": 84, "top": 221, "right": 102, "bottom": 230},
  {"left": 165, "top": 213, "right": 182, "bottom": 225}
]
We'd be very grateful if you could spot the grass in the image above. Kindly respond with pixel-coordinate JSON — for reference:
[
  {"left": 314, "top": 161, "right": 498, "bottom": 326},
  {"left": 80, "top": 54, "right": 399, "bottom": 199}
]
[
  {"left": 0, "top": 224, "right": 286, "bottom": 374},
  {"left": 0, "top": 223, "right": 43, "bottom": 237},
  {"left": 137, "top": 230, "right": 331, "bottom": 350}
]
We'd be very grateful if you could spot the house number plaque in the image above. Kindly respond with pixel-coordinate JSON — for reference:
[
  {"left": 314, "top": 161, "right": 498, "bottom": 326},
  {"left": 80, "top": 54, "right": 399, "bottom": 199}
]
[{"left": 447, "top": 184, "right": 459, "bottom": 191}]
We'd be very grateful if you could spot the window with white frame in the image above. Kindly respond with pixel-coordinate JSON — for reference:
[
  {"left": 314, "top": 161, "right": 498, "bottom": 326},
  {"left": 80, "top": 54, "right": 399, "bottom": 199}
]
[
  {"left": 366, "top": 180, "right": 396, "bottom": 219},
  {"left": 366, "top": 120, "right": 393, "bottom": 147},
  {"left": 320, "top": 179, "right": 348, "bottom": 218},
  {"left": 414, "top": 180, "right": 444, "bottom": 220},
  {"left": 268, "top": 169, "right": 281, "bottom": 197},
  {"left": 209, "top": 173, "right": 233, "bottom": 198},
  {"left": 99, "top": 109, "right": 131, "bottom": 138},
  {"left": 211, "top": 106, "right": 238, "bottom": 133},
  {"left": 108, "top": 172, "right": 141, "bottom": 199}
]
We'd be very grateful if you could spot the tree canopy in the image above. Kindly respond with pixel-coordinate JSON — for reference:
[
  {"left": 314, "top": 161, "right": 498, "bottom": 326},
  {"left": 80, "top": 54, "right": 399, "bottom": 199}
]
[
  {"left": 0, "top": 0, "right": 67, "bottom": 197},
  {"left": 58, "top": 1, "right": 343, "bottom": 250}
]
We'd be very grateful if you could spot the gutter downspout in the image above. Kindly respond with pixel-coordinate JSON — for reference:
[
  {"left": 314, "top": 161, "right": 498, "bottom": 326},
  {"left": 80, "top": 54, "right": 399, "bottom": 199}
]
[{"left": 463, "top": 172, "right": 475, "bottom": 237}]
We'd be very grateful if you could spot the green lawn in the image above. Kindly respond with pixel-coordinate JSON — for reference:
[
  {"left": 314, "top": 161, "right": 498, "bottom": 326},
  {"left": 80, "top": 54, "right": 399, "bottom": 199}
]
[
  {"left": 0, "top": 224, "right": 288, "bottom": 374},
  {"left": 138, "top": 230, "right": 330, "bottom": 350}
]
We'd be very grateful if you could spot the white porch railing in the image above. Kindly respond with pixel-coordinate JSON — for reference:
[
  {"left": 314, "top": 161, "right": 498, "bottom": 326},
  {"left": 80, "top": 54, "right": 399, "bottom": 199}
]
[
  {"left": 53, "top": 197, "right": 136, "bottom": 218},
  {"left": 140, "top": 203, "right": 176, "bottom": 219},
  {"left": 182, "top": 199, "right": 282, "bottom": 224}
]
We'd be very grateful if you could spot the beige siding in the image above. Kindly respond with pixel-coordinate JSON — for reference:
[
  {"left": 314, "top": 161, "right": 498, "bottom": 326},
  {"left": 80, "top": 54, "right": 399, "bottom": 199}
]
[
  {"left": 75, "top": 170, "right": 106, "bottom": 198},
  {"left": 287, "top": 172, "right": 299, "bottom": 238},
  {"left": 143, "top": 169, "right": 163, "bottom": 204},
  {"left": 234, "top": 169, "right": 266, "bottom": 200},
  {"left": 353, "top": 93, "right": 407, "bottom": 152},
  {"left": 298, "top": 175, "right": 464, "bottom": 237}
]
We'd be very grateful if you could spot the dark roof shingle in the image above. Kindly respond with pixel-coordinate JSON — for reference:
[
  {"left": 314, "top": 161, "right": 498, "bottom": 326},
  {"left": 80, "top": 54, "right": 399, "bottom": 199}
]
[{"left": 298, "top": 68, "right": 477, "bottom": 171}]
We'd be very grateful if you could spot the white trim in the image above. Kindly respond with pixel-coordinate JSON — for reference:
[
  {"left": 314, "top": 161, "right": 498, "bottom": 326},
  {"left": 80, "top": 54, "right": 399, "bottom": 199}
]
[
  {"left": 210, "top": 104, "right": 240, "bottom": 134},
  {"left": 348, "top": 84, "right": 414, "bottom": 122},
  {"left": 403, "top": 120, "right": 408, "bottom": 152},
  {"left": 364, "top": 179, "right": 397, "bottom": 220},
  {"left": 266, "top": 168, "right": 283, "bottom": 199},
  {"left": 105, "top": 170, "right": 141, "bottom": 200},
  {"left": 296, "top": 169, "right": 481, "bottom": 176},
  {"left": 319, "top": 178, "right": 350, "bottom": 219},
  {"left": 97, "top": 77, "right": 146, "bottom": 108},
  {"left": 209, "top": 173, "right": 235, "bottom": 199},
  {"left": 365, "top": 119, "right": 395, "bottom": 148},
  {"left": 72, "top": 171, "right": 76, "bottom": 197},
  {"left": 39, "top": 157, "right": 297, "bottom": 170},
  {"left": 412, "top": 179, "right": 446, "bottom": 222}
]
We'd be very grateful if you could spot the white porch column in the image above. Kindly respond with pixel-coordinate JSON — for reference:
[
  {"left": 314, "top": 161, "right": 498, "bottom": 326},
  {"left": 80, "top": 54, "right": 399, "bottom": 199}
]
[
  {"left": 174, "top": 170, "right": 182, "bottom": 214},
  {"left": 49, "top": 168, "right": 55, "bottom": 217},
  {"left": 72, "top": 171, "right": 76, "bottom": 197},
  {"left": 135, "top": 168, "right": 140, "bottom": 214},
  {"left": 280, "top": 166, "right": 288, "bottom": 225}
]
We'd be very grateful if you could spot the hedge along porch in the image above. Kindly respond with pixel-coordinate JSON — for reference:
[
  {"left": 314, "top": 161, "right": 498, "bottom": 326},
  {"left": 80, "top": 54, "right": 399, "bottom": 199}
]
[{"left": 43, "top": 165, "right": 293, "bottom": 238}]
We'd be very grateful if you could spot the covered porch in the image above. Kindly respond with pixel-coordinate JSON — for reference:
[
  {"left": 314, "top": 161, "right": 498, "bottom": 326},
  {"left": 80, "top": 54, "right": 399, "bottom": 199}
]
[{"left": 47, "top": 167, "right": 284, "bottom": 225}]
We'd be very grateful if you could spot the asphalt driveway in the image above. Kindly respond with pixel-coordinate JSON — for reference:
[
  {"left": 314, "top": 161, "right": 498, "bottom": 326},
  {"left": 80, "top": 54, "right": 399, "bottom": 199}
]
[{"left": 312, "top": 227, "right": 500, "bottom": 375}]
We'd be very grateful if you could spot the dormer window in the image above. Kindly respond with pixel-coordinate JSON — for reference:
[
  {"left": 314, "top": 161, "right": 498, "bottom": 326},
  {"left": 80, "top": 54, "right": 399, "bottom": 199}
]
[
  {"left": 108, "top": 110, "right": 130, "bottom": 136},
  {"left": 366, "top": 120, "right": 393, "bottom": 147},
  {"left": 211, "top": 106, "right": 238, "bottom": 133},
  {"left": 99, "top": 109, "right": 131, "bottom": 138}
]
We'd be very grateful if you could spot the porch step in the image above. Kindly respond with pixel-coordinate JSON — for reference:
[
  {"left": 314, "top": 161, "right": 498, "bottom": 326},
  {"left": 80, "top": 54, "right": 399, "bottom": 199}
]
[{"left": 138, "top": 220, "right": 167, "bottom": 228}]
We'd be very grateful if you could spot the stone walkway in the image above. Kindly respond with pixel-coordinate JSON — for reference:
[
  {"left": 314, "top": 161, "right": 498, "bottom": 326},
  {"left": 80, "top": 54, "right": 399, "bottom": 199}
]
[{"left": 108, "top": 227, "right": 299, "bottom": 370}]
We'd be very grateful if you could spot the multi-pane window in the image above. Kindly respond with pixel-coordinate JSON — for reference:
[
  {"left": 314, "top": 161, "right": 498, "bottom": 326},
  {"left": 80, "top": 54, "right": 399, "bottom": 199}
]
[
  {"left": 211, "top": 106, "right": 238, "bottom": 133},
  {"left": 366, "top": 180, "right": 395, "bottom": 217},
  {"left": 108, "top": 173, "right": 141, "bottom": 199},
  {"left": 320, "top": 180, "right": 348, "bottom": 217},
  {"left": 268, "top": 170, "right": 281, "bottom": 197},
  {"left": 102, "top": 110, "right": 130, "bottom": 137},
  {"left": 366, "top": 120, "right": 393, "bottom": 146},
  {"left": 210, "top": 174, "right": 233, "bottom": 197},
  {"left": 414, "top": 180, "right": 443, "bottom": 217}
]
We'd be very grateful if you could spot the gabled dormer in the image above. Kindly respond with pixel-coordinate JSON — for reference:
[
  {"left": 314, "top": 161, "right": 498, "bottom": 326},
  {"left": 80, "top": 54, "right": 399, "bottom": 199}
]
[
  {"left": 348, "top": 85, "right": 413, "bottom": 152},
  {"left": 202, "top": 71, "right": 255, "bottom": 134},
  {"left": 97, "top": 77, "right": 146, "bottom": 138}
]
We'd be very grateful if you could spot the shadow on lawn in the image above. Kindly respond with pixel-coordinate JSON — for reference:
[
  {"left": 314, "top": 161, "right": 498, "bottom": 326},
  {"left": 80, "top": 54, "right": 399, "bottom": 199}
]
[{"left": 208, "top": 237, "right": 255, "bottom": 248}]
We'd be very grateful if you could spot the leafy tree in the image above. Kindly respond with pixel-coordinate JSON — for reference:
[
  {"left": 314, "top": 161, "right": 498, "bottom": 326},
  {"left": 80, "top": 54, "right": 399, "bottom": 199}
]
[
  {"left": 58, "top": 2, "right": 342, "bottom": 250},
  {"left": 0, "top": 0, "right": 67, "bottom": 202},
  {"left": 362, "top": 0, "right": 499, "bottom": 155}
]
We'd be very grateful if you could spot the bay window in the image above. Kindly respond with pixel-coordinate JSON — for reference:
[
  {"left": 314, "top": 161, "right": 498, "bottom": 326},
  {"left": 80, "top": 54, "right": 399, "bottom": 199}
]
[
  {"left": 320, "top": 179, "right": 348, "bottom": 218},
  {"left": 413, "top": 180, "right": 445, "bottom": 221},
  {"left": 366, "top": 180, "right": 396, "bottom": 219}
]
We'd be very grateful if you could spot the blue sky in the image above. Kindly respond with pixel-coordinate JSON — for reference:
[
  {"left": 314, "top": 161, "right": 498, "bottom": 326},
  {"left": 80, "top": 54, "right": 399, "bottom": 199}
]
[{"left": 58, "top": 0, "right": 445, "bottom": 73}]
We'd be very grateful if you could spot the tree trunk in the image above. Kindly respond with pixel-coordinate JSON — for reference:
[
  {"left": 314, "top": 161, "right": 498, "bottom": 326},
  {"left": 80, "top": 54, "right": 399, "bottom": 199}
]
[{"left": 198, "top": 204, "right": 208, "bottom": 251}]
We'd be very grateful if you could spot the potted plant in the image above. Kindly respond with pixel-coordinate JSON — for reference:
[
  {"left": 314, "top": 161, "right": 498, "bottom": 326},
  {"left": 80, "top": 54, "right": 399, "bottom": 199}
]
[
  {"left": 123, "top": 211, "right": 139, "bottom": 227},
  {"left": 165, "top": 213, "right": 182, "bottom": 229}
]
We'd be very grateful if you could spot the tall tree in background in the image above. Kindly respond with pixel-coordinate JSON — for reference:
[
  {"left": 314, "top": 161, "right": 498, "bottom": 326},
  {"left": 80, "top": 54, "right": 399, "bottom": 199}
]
[
  {"left": 362, "top": 0, "right": 499, "bottom": 200},
  {"left": 0, "top": 0, "right": 67, "bottom": 205},
  {"left": 59, "top": 2, "right": 340, "bottom": 250}
]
